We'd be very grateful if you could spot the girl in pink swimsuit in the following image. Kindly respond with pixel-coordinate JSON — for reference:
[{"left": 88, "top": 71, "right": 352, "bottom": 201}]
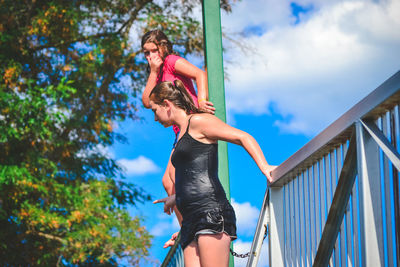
[{"left": 141, "top": 29, "right": 215, "bottom": 246}]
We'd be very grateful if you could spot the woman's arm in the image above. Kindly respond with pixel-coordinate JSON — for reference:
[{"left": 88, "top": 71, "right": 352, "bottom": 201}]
[
  {"left": 190, "top": 114, "right": 275, "bottom": 182},
  {"left": 142, "top": 54, "right": 163, "bottom": 108},
  {"left": 153, "top": 194, "right": 176, "bottom": 215},
  {"left": 174, "top": 58, "right": 215, "bottom": 114}
]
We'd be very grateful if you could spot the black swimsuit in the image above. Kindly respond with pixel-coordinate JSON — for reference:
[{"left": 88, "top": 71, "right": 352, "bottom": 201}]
[{"left": 171, "top": 115, "right": 237, "bottom": 249}]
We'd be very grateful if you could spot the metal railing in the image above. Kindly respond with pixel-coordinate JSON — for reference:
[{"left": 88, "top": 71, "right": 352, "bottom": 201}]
[
  {"left": 160, "top": 234, "right": 184, "bottom": 267},
  {"left": 269, "top": 70, "right": 400, "bottom": 266},
  {"left": 161, "top": 71, "right": 400, "bottom": 266}
]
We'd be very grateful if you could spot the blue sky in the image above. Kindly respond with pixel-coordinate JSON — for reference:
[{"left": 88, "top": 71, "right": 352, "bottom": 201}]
[{"left": 113, "top": 0, "right": 400, "bottom": 266}]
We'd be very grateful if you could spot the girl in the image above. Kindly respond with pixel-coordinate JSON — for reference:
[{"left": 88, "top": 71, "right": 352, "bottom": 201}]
[
  {"left": 151, "top": 80, "right": 274, "bottom": 267},
  {"left": 141, "top": 30, "right": 215, "bottom": 240}
]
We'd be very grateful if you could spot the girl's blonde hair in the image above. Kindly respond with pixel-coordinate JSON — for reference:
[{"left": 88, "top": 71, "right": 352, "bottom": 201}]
[{"left": 150, "top": 80, "right": 199, "bottom": 114}]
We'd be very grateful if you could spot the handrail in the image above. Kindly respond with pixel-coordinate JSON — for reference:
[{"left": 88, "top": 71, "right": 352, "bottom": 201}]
[
  {"left": 160, "top": 233, "right": 182, "bottom": 267},
  {"left": 267, "top": 70, "right": 400, "bottom": 266},
  {"left": 271, "top": 70, "right": 400, "bottom": 187}
]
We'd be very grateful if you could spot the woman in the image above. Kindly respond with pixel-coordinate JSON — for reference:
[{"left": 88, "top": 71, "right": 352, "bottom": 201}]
[
  {"left": 141, "top": 31, "right": 215, "bottom": 243},
  {"left": 151, "top": 80, "right": 274, "bottom": 266}
]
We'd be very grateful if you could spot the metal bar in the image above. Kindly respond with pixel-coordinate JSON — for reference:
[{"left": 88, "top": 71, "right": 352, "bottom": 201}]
[
  {"left": 319, "top": 158, "right": 326, "bottom": 228},
  {"left": 360, "top": 119, "right": 400, "bottom": 171},
  {"left": 290, "top": 180, "right": 295, "bottom": 266},
  {"left": 346, "top": 195, "right": 353, "bottom": 267},
  {"left": 299, "top": 173, "right": 306, "bottom": 267},
  {"left": 347, "top": 190, "right": 355, "bottom": 267},
  {"left": 356, "top": 120, "right": 385, "bottom": 266},
  {"left": 304, "top": 170, "right": 311, "bottom": 267},
  {"left": 272, "top": 71, "right": 400, "bottom": 187},
  {"left": 285, "top": 183, "right": 291, "bottom": 266},
  {"left": 382, "top": 113, "right": 394, "bottom": 267},
  {"left": 354, "top": 174, "right": 363, "bottom": 267},
  {"left": 392, "top": 106, "right": 400, "bottom": 265},
  {"left": 340, "top": 145, "right": 348, "bottom": 267},
  {"left": 314, "top": 162, "right": 322, "bottom": 250},
  {"left": 313, "top": 131, "right": 357, "bottom": 266},
  {"left": 294, "top": 176, "right": 300, "bottom": 267},
  {"left": 334, "top": 147, "right": 341, "bottom": 267},
  {"left": 325, "top": 154, "right": 333, "bottom": 218},
  {"left": 247, "top": 189, "right": 270, "bottom": 267},
  {"left": 309, "top": 166, "right": 317, "bottom": 264},
  {"left": 269, "top": 187, "right": 285, "bottom": 267}
]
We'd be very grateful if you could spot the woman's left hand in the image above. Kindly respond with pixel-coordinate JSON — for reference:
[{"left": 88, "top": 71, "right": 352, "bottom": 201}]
[
  {"left": 153, "top": 194, "right": 176, "bottom": 215},
  {"left": 163, "top": 231, "right": 179, "bottom": 248},
  {"left": 199, "top": 100, "right": 215, "bottom": 115},
  {"left": 263, "top": 165, "right": 277, "bottom": 184}
]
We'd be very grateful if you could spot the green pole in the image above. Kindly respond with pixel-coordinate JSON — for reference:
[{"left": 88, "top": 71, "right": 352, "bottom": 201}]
[
  {"left": 202, "top": 0, "right": 230, "bottom": 198},
  {"left": 202, "top": 1, "right": 234, "bottom": 266}
]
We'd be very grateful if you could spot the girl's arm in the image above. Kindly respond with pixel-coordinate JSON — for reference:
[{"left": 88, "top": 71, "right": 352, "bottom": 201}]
[
  {"left": 142, "top": 54, "right": 163, "bottom": 108},
  {"left": 174, "top": 58, "right": 215, "bottom": 114},
  {"left": 190, "top": 114, "right": 275, "bottom": 182},
  {"left": 153, "top": 194, "right": 176, "bottom": 215}
]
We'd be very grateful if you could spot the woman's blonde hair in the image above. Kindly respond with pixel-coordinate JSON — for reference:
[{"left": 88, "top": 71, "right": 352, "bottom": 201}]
[{"left": 150, "top": 80, "right": 199, "bottom": 114}]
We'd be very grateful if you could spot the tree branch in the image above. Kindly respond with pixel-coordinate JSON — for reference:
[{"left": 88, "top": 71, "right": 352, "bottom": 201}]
[
  {"left": 26, "top": 230, "right": 66, "bottom": 243},
  {"left": 31, "top": 0, "right": 152, "bottom": 51}
]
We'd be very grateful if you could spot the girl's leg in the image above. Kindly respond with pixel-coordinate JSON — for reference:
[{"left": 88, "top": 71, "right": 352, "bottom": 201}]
[
  {"left": 183, "top": 241, "right": 201, "bottom": 267},
  {"left": 197, "top": 233, "right": 231, "bottom": 267}
]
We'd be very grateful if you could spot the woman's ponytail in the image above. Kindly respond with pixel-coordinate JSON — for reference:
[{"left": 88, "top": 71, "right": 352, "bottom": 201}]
[{"left": 150, "top": 80, "right": 200, "bottom": 114}]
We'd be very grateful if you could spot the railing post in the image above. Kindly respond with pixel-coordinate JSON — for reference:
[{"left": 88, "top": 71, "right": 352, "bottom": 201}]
[
  {"left": 269, "top": 187, "right": 285, "bottom": 266},
  {"left": 355, "top": 120, "right": 385, "bottom": 266},
  {"left": 247, "top": 190, "right": 270, "bottom": 267}
]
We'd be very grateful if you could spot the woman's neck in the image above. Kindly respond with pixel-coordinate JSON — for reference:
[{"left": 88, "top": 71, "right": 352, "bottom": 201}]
[{"left": 173, "top": 108, "right": 190, "bottom": 130}]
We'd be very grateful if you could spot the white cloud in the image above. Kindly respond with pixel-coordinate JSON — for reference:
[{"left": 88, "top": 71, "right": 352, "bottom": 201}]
[
  {"left": 233, "top": 239, "right": 269, "bottom": 267},
  {"left": 77, "top": 144, "right": 115, "bottom": 159},
  {"left": 118, "top": 156, "right": 161, "bottom": 176},
  {"left": 222, "top": 0, "right": 400, "bottom": 135},
  {"left": 150, "top": 213, "right": 180, "bottom": 237},
  {"left": 232, "top": 198, "right": 260, "bottom": 237}
]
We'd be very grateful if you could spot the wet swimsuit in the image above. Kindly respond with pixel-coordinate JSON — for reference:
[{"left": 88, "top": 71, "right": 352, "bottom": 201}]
[{"left": 171, "top": 115, "right": 237, "bottom": 249}]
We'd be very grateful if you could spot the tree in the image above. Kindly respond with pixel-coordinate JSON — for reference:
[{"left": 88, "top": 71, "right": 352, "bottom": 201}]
[{"left": 0, "top": 0, "right": 233, "bottom": 265}]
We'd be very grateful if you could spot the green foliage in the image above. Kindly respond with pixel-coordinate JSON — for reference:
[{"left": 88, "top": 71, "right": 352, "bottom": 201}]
[{"left": 0, "top": 0, "right": 233, "bottom": 265}]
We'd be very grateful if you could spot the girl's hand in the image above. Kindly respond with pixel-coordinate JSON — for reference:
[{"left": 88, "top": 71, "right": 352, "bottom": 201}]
[
  {"left": 198, "top": 99, "right": 216, "bottom": 115},
  {"left": 153, "top": 194, "right": 176, "bottom": 215},
  {"left": 163, "top": 231, "right": 179, "bottom": 248},
  {"left": 263, "top": 165, "right": 277, "bottom": 184},
  {"left": 147, "top": 54, "right": 163, "bottom": 73}
]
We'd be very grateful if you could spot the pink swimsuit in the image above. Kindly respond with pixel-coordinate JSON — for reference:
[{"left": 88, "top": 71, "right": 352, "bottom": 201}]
[{"left": 156, "top": 54, "right": 199, "bottom": 134}]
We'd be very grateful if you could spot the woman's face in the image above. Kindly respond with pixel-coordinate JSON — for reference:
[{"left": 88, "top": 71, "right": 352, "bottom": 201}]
[
  {"left": 143, "top": 42, "right": 162, "bottom": 61},
  {"left": 149, "top": 100, "right": 171, "bottom": 127}
]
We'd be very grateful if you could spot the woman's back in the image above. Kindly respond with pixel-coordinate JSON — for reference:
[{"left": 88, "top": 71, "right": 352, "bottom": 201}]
[{"left": 171, "top": 120, "right": 227, "bottom": 216}]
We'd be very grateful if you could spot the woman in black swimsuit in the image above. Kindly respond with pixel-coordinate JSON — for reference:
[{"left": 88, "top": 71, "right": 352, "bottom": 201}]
[{"left": 150, "top": 80, "right": 274, "bottom": 267}]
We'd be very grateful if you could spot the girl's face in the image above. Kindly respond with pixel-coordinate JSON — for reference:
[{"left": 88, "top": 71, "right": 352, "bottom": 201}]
[
  {"left": 149, "top": 100, "right": 171, "bottom": 127},
  {"left": 143, "top": 42, "right": 162, "bottom": 61}
]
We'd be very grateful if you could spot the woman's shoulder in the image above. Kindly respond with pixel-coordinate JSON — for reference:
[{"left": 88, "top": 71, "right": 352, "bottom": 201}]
[
  {"left": 164, "top": 54, "right": 181, "bottom": 64},
  {"left": 190, "top": 113, "right": 218, "bottom": 126}
]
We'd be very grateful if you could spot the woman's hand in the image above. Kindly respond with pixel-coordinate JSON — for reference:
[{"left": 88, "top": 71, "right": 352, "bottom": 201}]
[
  {"left": 263, "top": 165, "right": 277, "bottom": 184},
  {"left": 153, "top": 194, "right": 176, "bottom": 215},
  {"left": 147, "top": 54, "right": 163, "bottom": 74},
  {"left": 163, "top": 231, "right": 179, "bottom": 248},
  {"left": 198, "top": 99, "right": 215, "bottom": 115}
]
